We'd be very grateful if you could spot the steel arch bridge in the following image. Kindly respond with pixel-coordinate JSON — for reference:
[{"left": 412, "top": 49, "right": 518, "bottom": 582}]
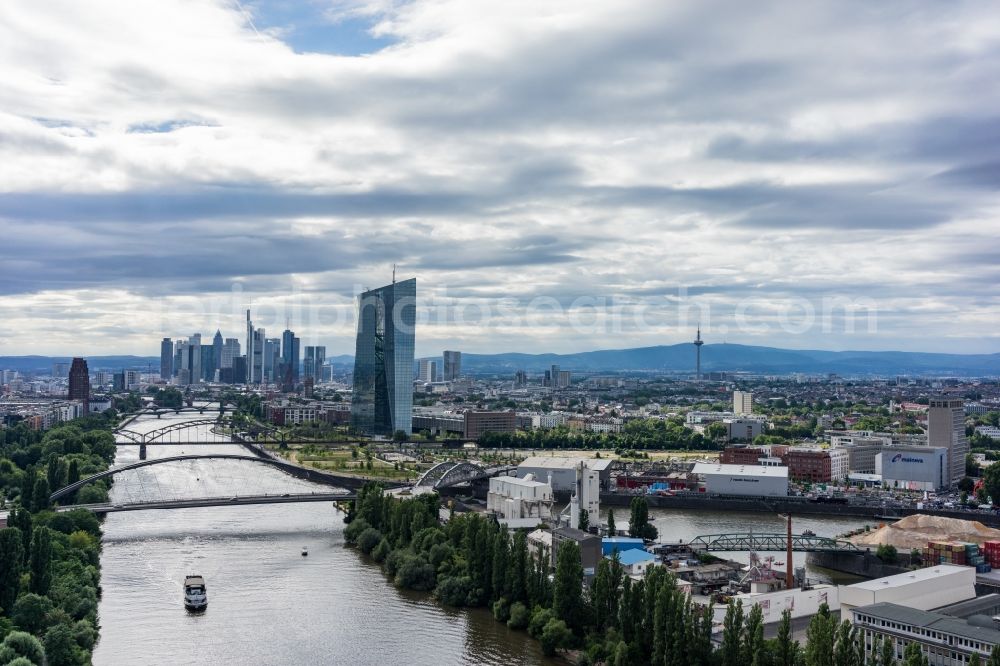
[
  {"left": 115, "top": 417, "right": 285, "bottom": 447},
  {"left": 414, "top": 461, "right": 516, "bottom": 489},
  {"left": 687, "top": 533, "right": 862, "bottom": 553}
]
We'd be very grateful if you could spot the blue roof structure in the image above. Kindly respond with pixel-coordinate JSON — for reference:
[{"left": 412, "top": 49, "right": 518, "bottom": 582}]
[{"left": 613, "top": 549, "right": 656, "bottom": 566}]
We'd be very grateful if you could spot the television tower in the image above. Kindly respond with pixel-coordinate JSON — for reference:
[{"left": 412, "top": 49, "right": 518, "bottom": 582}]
[{"left": 693, "top": 324, "right": 704, "bottom": 380}]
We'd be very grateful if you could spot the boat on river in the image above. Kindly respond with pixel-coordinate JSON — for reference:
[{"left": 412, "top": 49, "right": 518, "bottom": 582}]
[{"left": 184, "top": 575, "right": 207, "bottom": 611}]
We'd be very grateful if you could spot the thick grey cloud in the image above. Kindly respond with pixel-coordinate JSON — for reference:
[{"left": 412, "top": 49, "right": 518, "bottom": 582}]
[{"left": 0, "top": 0, "right": 997, "bottom": 355}]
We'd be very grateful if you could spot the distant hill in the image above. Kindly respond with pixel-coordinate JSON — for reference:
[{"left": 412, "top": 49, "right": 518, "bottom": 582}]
[
  {"left": 3, "top": 344, "right": 998, "bottom": 376},
  {"left": 0, "top": 356, "right": 161, "bottom": 373},
  {"left": 459, "top": 344, "right": 1000, "bottom": 376}
]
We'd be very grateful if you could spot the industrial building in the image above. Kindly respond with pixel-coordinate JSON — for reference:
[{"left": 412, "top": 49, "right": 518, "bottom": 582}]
[
  {"left": 486, "top": 475, "right": 553, "bottom": 528},
  {"left": 839, "top": 565, "right": 976, "bottom": 621},
  {"left": 875, "top": 446, "right": 949, "bottom": 491},
  {"left": 691, "top": 463, "right": 789, "bottom": 497},
  {"left": 516, "top": 456, "right": 613, "bottom": 493}
]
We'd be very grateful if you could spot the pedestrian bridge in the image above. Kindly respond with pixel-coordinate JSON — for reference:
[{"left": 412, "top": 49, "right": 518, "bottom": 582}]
[{"left": 686, "top": 533, "right": 862, "bottom": 553}]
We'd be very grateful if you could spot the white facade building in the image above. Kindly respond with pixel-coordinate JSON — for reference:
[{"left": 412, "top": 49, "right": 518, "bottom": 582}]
[
  {"left": 691, "top": 463, "right": 789, "bottom": 497},
  {"left": 733, "top": 391, "right": 753, "bottom": 415}
]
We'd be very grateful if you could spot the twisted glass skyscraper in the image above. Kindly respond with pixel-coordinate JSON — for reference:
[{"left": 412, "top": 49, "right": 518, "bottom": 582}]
[{"left": 351, "top": 278, "right": 415, "bottom": 435}]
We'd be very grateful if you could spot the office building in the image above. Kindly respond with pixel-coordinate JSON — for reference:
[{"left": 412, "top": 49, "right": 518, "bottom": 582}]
[
  {"left": 52, "top": 362, "right": 70, "bottom": 378},
  {"left": 112, "top": 372, "right": 125, "bottom": 391},
  {"left": 418, "top": 358, "right": 438, "bottom": 383},
  {"left": 263, "top": 337, "right": 281, "bottom": 383},
  {"left": 231, "top": 356, "right": 247, "bottom": 385},
  {"left": 93, "top": 370, "right": 111, "bottom": 387},
  {"left": 68, "top": 358, "right": 89, "bottom": 410},
  {"left": 124, "top": 369, "right": 141, "bottom": 390},
  {"left": 221, "top": 338, "right": 240, "bottom": 369},
  {"left": 281, "top": 329, "right": 300, "bottom": 386},
  {"left": 851, "top": 602, "right": 999, "bottom": 666},
  {"left": 785, "top": 447, "right": 849, "bottom": 483},
  {"left": 180, "top": 334, "right": 201, "bottom": 385},
  {"left": 200, "top": 345, "right": 214, "bottom": 381},
  {"left": 733, "top": 390, "right": 753, "bottom": 415},
  {"left": 210, "top": 330, "right": 223, "bottom": 380},
  {"left": 351, "top": 278, "right": 416, "bottom": 435},
  {"left": 246, "top": 310, "right": 256, "bottom": 383},
  {"left": 443, "top": 350, "right": 461, "bottom": 381},
  {"left": 160, "top": 338, "right": 173, "bottom": 379},
  {"left": 464, "top": 410, "right": 517, "bottom": 439},
  {"left": 928, "top": 398, "right": 968, "bottom": 484},
  {"left": 304, "top": 346, "right": 326, "bottom": 381}
]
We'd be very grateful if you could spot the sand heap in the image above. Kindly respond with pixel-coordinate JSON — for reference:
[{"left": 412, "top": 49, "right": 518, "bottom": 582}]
[{"left": 848, "top": 514, "right": 1000, "bottom": 551}]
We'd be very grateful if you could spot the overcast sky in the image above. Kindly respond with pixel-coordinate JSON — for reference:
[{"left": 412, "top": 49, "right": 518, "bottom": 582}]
[{"left": 1, "top": 0, "right": 998, "bottom": 357}]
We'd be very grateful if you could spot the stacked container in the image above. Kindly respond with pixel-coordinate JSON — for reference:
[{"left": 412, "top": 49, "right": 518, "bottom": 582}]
[
  {"left": 922, "top": 540, "right": 993, "bottom": 572},
  {"left": 983, "top": 541, "right": 1000, "bottom": 571}
]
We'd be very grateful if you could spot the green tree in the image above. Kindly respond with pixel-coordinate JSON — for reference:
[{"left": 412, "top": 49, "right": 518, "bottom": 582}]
[
  {"left": 834, "top": 620, "right": 861, "bottom": 666},
  {"left": 902, "top": 641, "right": 928, "bottom": 666},
  {"left": 743, "top": 602, "right": 764, "bottom": 666},
  {"left": 607, "top": 510, "right": 616, "bottom": 536},
  {"left": 29, "top": 527, "right": 53, "bottom": 596},
  {"left": 5, "top": 509, "right": 31, "bottom": 566},
  {"left": 552, "top": 540, "right": 583, "bottom": 632},
  {"left": 804, "top": 603, "right": 835, "bottom": 666},
  {"left": 983, "top": 462, "right": 1000, "bottom": 507},
  {"left": 0, "top": 631, "right": 44, "bottom": 665},
  {"left": 31, "top": 477, "right": 50, "bottom": 513},
  {"left": 540, "top": 618, "right": 572, "bottom": 656},
  {"left": 43, "top": 623, "right": 79, "bottom": 666},
  {"left": 721, "top": 599, "right": 744, "bottom": 666},
  {"left": 878, "top": 636, "right": 896, "bottom": 666},
  {"left": 0, "top": 528, "right": 24, "bottom": 616},
  {"left": 578, "top": 509, "right": 590, "bottom": 532},
  {"left": 66, "top": 459, "right": 80, "bottom": 486},
  {"left": 11, "top": 593, "right": 53, "bottom": 634},
  {"left": 775, "top": 608, "right": 799, "bottom": 666},
  {"left": 969, "top": 653, "right": 981, "bottom": 666},
  {"left": 392, "top": 429, "right": 407, "bottom": 443},
  {"left": 987, "top": 643, "right": 1000, "bottom": 666},
  {"left": 628, "top": 497, "right": 658, "bottom": 540}
]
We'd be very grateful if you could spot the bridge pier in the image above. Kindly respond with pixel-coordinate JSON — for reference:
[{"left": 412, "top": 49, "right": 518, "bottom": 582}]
[{"left": 139, "top": 444, "right": 147, "bottom": 460}]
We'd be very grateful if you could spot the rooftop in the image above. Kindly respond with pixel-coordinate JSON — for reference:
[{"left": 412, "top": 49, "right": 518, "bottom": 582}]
[
  {"left": 691, "top": 463, "right": 789, "bottom": 478},
  {"left": 855, "top": 602, "right": 1000, "bottom": 645},
  {"left": 845, "top": 565, "right": 971, "bottom": 592},
  {"left": 518, "top": 456, "right": 614, "bottom": 471}
]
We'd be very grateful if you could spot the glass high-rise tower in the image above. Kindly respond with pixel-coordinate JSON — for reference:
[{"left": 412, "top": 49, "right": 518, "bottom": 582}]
[{"left": 351, "top": 278, "right": 415, "bottom": 435}]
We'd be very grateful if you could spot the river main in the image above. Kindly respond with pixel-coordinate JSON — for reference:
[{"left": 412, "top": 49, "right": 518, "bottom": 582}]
[{"left": 93, "top": 412, "right": 870, "bottom": 665}]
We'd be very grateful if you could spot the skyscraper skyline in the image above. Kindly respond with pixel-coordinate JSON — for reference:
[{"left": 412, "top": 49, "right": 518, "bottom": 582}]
[{"left": 351, "top": 277, "right": 416, "bottom": 436}]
